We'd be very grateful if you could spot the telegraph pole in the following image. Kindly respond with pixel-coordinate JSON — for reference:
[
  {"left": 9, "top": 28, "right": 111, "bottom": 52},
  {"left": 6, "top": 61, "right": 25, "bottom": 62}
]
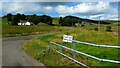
[{"left": 98, "top": 16, "right": 101, "bottom": 34}]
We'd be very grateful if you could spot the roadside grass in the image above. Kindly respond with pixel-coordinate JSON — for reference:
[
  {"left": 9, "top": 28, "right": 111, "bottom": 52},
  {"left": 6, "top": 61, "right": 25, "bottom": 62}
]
[
  {"left": 23, "top": 26, "right": 119, "bottom": 66},
  {"left": 23, "top": 38, "right": 80, "bottom": 66}
]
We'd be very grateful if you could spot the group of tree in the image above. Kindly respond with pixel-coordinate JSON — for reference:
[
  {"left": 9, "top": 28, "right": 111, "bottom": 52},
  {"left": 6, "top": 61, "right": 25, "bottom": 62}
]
[
  {"left": 6, "top": 13, "right": 52, "bottom": 25},
  {"left": 59, "top": 16, "right": 82, "bottom": 26},
  {"left": 27, "top": 15, "right": 52, "bottom": 25},
  {"left": 12, "top": 13, "right": 26, "bottom": 25},
  {"left": 6, "top": 13, "right": 12, "bottom": 21},
  {"left": 59, "top": 16, "right": 110, "bottom": 26},
  {"left": 6, "top": 13, "right": 27, "bottom": 25}
]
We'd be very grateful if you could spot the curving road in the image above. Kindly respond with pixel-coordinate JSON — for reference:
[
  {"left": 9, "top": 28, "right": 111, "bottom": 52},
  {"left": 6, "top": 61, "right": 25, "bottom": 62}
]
[{"left": 2, "top": 33, "right": 55, "bottom": 67}]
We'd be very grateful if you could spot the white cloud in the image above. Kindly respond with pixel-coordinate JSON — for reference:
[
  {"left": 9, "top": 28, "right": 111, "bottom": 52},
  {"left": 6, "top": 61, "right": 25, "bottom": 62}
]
[
  {"left": 44, "top": 6, "right": 53, "bottom": 13},
  {"left": 59, "top": 15, "right": 67, "bottom": 17},
  {"left": 45, "top": 6, "right": 53, "bottom": 10},
  {"left": 56, "top": 2, "right": 111, "bottom": 15},
  {"left": 90, "top": 14, "right": 104, "bottom": 19},
  {"left": 56, "top": 5, "right": 69, "bottom": 14},
  {"left": 106, "top": 14, "right": 118, "bottom": 20},
  {"left": 89, "top": 14, "right": 118, "bottom": 20},
  {"left": 2, "top": 2, "right": 55, "bottom": 14},
  {"left": 56, "top": 1, "right": 118, "bottom": 20},
  {"left": 2, "top": 2, "right": 41, "bottom": 14}
]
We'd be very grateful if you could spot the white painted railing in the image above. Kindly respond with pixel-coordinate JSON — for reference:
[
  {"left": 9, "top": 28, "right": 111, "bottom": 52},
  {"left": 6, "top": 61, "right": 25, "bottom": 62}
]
[
  {"left": 75, "top": 40, "right": 120, "bottom": 49},
  {"left": 49, "top": 41, "right": 120, "bottom": 67},
  {"left": 63, "top": 39, "right": 120, "bottom": 48}
]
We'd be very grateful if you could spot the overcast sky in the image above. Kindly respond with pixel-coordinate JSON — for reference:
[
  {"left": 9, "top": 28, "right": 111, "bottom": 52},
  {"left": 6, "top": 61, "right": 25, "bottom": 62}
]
[{"left": 0, "top": 0, "right": 119, "bottom": 20}]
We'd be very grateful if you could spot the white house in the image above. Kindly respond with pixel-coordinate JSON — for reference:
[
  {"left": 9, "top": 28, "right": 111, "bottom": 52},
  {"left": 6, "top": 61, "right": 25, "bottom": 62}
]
[
  {"left": 18, "top": 20, "right": 31, "bottom": 26},
  {"left": 25, "top": 21, "right": 31, "bottom": 25}
]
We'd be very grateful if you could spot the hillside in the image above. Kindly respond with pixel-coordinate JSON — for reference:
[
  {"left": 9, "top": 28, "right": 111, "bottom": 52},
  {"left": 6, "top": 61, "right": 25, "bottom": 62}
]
[{"left": 62, "top": 16, "right": 110, "bottom": 25}]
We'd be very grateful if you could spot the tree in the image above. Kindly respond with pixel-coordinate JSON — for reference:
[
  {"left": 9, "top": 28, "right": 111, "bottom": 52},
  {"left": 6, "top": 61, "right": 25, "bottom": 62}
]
[
  {"left": 11, "top": 13, "right": 21, "bottom": 25},
  {"left": 12, "top": 16, "right": 19, "bottom": 25},
  {"left": 59, "top": 17, "right": 63, "bottom": 25},
  {"left": 32, "top": 16, "right": 40, "bottom": 25},
  {"left": 27, "top": 14, "right": 52, "bottom": 25},
  {"left": 6, "top": 13, "right": 12, "bottom": 21},
  {"left": 16, "top": 13, "right": 21, "bottom": 22},
  {"left": 106, "top": 26, "right": 112, "bottom": 32},
  {"left": 21, "top": 14, "right": 26, "bottom": 20},
  {"left": 16, "top": 13, "right": 21, "bottom": 20},
  {"left": 60, "top": 16, "right": 80, "bottom": 26},
  {"left": 41, "top": 15, "right": 52, "bottom": 25},
  {"left": 61, "top": 18, "right": 72, "bottom": 26},
  {"left": 27, "top": 15, "right": 33, "bottom": 22},
  {"left": 46, "top": 16, "right": 52, "bottom": 25},
  {"left": 27, "top": 15, "right": 40, "bottom": 25}
]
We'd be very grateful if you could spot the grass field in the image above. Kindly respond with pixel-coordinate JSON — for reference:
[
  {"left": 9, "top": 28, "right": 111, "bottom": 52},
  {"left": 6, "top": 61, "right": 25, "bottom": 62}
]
[
  {"left": 23, "top": 24, "right": 119, "bottom": 66},
  {"left": 1, "top": 18, "right": 11, "bottom": 26},
  {"left": 2, "top": 22, "right": 64, "bottom": 37},
  {"left": 2, "top": 26, "right": 63, "bottom": 37},
  {"left": 52, "top": 17, "right": 59, "bottom": 25},
  {"left": 1, "top": 17, "right": 62, "bottom": 37}
]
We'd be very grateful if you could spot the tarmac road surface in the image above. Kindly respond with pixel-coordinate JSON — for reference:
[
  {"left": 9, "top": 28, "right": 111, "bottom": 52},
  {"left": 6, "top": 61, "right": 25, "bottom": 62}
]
[{"left": 1, "top": 34, "right": 53, "bottom": 68}]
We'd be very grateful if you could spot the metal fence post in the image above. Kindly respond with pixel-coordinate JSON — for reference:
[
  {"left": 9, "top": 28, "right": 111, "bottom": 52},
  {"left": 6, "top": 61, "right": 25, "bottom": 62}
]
[
  {"left": 48, "top": 41, "right": 52, "bottom": 52},
  {"left": 60, "top": 44, "right": 62, "bottom": 53},
  {"left": 74, "top": 40, "right": 76, "bottom": 60}
]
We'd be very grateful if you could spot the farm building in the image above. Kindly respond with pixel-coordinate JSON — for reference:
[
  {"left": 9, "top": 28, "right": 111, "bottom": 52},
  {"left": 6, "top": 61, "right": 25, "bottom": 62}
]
[{"left": 18, "top": 20, "right": 31, "bottom": 26}]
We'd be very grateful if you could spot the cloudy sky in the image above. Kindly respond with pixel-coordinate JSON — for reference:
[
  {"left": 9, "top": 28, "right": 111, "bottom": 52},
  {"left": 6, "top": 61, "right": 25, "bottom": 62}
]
[{"left": 0, "top": 0, "right": 119, "bottom": 20}]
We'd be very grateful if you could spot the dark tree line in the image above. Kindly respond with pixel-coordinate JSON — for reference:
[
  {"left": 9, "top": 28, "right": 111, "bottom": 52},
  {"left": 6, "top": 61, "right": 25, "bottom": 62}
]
[
  {"left": 6, "top": 13, "right": 52, "bottom": 25},
  {"left": 12, "top": 13, "right": 26, "bottom": 25},
  {"left": 6, "top": 13, "right": 27, "bottom": 25},
  {"left": 41, "top": 15, "right": 52, "bottom": 25},
  {"left": 59, "top": 16, "right": 110, "bottom": 26},
  {"left": 27, "top": 15, "right": 52, "bottom": 25},
  {"left": 59, "top": 16, "right": 81, "bottom": 26},
  {"left": 6, "top": 13, "right": 12, "bottom": 21}
]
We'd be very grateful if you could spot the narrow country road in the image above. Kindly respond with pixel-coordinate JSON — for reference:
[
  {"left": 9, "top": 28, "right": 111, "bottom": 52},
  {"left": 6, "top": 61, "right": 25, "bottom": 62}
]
[
  {"left": 2, "top": 33, "right": 58, "bottom": 68},
  {"left": 2, "top": 35, "right": 45, "bottom": 67}
]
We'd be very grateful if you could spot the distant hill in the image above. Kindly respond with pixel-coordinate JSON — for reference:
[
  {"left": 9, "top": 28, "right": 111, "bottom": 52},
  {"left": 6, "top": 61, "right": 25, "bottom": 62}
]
[
  {"left": 62, "top": 16, "right": 110, "bottom": 25},
  {"left": 101, "top": 20, "right": 120, "bottom": 23}
]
